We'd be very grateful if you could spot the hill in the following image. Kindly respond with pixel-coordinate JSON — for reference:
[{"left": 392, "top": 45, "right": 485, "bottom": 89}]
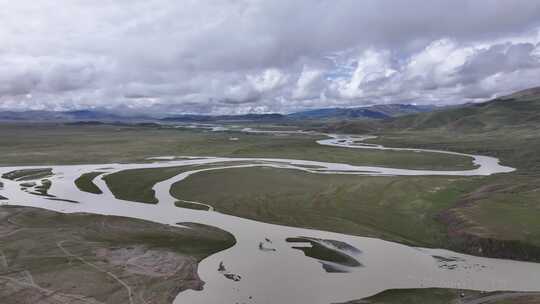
[
  {"left": 391, "top": 87, "right": 540, "bottom": 131},
  {"left": 0, "top": 110, "right": 151, "bottom": 122},
  {"left": 321, "top": 86, "right": 540, "bottom": 134},
  {"left": 160, "top": 113, "right": 285, "bottom": 123},
  {"left": 390, "top": 98, "right": 540, "bottom": 132},
  {"left": 0, "top": 104, "right": 438, "bottom": 124},
  {"left": 288, "top": 104, "right": 436, "bottom": 120}
]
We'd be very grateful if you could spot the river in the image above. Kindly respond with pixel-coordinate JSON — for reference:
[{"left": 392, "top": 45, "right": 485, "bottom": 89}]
[{"left": 1, "top": 132, "right": 536, "bottom": 304}]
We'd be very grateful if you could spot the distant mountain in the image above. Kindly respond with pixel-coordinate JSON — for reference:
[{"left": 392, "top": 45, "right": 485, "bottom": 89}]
[
  {"left": 0, "top": 110, "right": 151, "bottom": 122},
  {"left": 160, "top": 105, "right": 436, "bottom": 123},
  {"left": 287, "top": 104, "right": 437, "bottom": 120},
  {"left": 287, "top": 108, "right": 389, "bottom": 119},
  {"left": 0, "top": 103, "right": 440, "bottom": 123},
  {"left": 387, "top": 86, "right": 540, "bottom": 131},
  {"left": 62, "top": 110, "right": 129, "bottom": 120},
  {"left": 160, "top": 113, "right": 285, "bottom": 123},
  {"left": 0, "top": 110, "right": 287, "bottom": 123},
  {"left": 322, "top": 86, "right": 540, "bottom": 134}
]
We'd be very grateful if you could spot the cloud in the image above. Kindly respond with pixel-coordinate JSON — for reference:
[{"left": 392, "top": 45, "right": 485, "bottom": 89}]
[
  {"left": 458, "top": 43, "right": 540, "bottom": 81},
  {"left": 331, "top": 50, "right": 397, "bottom": 100},
  {"left": 0, "top": 0, "right": 540, "bottom": 113},
  {"left": 292, "top": 66, "right": 325, "bottom": 100}
]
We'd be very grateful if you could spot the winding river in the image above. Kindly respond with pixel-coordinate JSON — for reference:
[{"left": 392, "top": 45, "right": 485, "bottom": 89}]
[{"left": 1, "top": 131, "right": 538, "bottom": 304}]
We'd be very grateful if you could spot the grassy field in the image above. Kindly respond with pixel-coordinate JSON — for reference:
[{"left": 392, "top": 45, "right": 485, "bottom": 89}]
[
  {"left": 0, "top": 205, "right": 235, "bottom": 304},
  {"left": 1, "top": 168, "right": 52, "bottom": 181},
  {"left": 358, "top": 288, "right": 465, "bottom": 304},
  {"left": 170, "top": 166, "right": 478, "bottom": 248},
  {"left": 0, "top": 123, "right": 474, "bottom": 171},
  {"left": 103, "top": 166, "right": 200, "bottom": 204},
  {"left": 74, "top": 171, "right": 104, "bottom": 194},
  {"left": 387, "top": 95, "right": 540, "bottom": 132},
  {"left": 102, "top": 162, "right": 252, "bottom": 204},
  {"left": 437, "top": 174, "right": 540, "bottom": 253}
]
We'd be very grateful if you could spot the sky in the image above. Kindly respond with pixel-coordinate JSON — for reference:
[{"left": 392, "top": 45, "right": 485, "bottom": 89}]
[{"left": 1, "top": 0, "right": 540, "bottom": 115}]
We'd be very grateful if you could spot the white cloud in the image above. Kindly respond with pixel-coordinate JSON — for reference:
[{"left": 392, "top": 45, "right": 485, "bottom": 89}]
[
  {"left": 292, "top": 66, "right": 324, "bottom": 100},
  {"left": 405, "top": 39, "right": 472, "bottom": 85},
  {"left": 0, "top": 0, "right": 540, "bottom": 113},
  {"left": 333, "top": 50, "right": 397, "bottom": 99},
  {"left": 247, "top": 69, "right": 287, "bottom": 93}
]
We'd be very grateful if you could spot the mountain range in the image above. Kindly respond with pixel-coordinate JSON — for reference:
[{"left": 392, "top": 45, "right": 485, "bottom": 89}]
[
  {"left": 322, "top": 86, "right": 540, "bottom": 134},
  {"left": 286, "top": 104, "right": 436, "bottom": 120},
  {"left": 0, "top": 110, "right": 147, "bottom": 122},
  {"left": 0, "top": 88, "right": 538, "bottom": 125},
  {"left": 0, "top": 104, "right": 436, "bottom": 123}
]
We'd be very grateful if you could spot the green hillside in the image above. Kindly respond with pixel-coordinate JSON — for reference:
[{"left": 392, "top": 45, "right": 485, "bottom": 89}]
[
  {"left": 390, "top": 87, "right": 540, "bottom": 132},
  {"left": 321, "top": 86, "right": 540, "bottom": 134}
]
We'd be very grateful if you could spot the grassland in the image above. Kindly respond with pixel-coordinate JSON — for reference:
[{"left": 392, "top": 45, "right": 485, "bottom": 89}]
[
  {"left": 103, "top": 166, "right": 199, "bottom": 204},
  {"left": 171, "top": 166, "right": 478, "bottom": 247},
  {"left": 175, "top": 200, "right": 211, "bottom": 211},
  {"left": 387, "top": 96, "right": 540, "bottom": 133},
  {"left": 1, "top": 168, "right": 52, "bottom": 181},
  {"left": 102, "top": 162, "right": 252, "bottom": 204},
  {"left": 74, "top": 171, "right": 104, "bottom": 194},
  {"left": 0, "top": 205, "right": 235, "bottom": 304},
  {"left": 358, "top": 288, "right": 465, "bottom": 304},
  {"left": 0, "top": 123, "right": 474, "bottom": 171}
]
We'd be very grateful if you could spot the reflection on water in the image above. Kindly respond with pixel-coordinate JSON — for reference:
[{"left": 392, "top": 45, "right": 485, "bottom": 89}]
[
  {"left": 288, "top": 237, "right": 363, "bottom": 273},
  {"left": 432, "top": 254, "right": 487, "bottom": 271}
]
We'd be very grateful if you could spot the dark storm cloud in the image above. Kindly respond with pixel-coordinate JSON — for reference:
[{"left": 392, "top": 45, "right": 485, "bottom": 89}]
[{"left": 0, "top": 0, "right": 540, "bottom": 113}]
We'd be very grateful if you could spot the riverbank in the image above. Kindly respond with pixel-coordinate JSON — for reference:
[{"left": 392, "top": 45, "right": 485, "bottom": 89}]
[{"left": 0, "top": 205, "right": 235, "bottom": 304}]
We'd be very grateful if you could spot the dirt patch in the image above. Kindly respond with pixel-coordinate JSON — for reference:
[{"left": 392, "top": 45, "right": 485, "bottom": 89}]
[
  {"left": 95, "top": 246, "right": 198, "bottom": 278},
  {"left": 0, "top": 206, "right": 234, "bottom": 304}
]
